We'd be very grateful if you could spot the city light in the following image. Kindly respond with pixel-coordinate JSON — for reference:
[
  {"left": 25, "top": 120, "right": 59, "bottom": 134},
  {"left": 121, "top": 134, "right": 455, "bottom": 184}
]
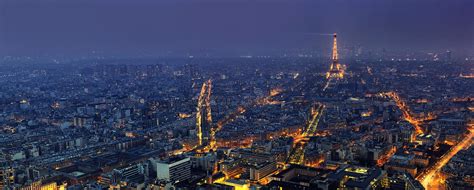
[{"left": 0, "top": 1, "right": 470, "bottom": 189}]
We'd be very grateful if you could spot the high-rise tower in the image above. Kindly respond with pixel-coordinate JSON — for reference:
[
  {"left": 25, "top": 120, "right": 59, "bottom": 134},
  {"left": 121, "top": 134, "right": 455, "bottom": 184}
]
[{"left": 326, "top": 33, "right": 344, "bottom": 79}]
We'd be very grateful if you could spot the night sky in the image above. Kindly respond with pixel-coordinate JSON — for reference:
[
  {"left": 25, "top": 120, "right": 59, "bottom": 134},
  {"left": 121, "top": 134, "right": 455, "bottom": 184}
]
[{"left": 0, "top": 0, "right": 472, "bottom": 56}]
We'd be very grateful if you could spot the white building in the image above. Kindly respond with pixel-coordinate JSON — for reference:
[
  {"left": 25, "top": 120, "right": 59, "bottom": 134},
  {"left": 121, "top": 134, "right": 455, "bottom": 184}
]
[{"left": 154, "top": 157, "right": 191, "bottom": 184}]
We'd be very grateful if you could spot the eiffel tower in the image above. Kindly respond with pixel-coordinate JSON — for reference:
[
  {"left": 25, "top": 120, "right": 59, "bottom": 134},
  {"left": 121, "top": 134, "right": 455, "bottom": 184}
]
[{"left": 326, "top": 33, "right": 344, "bottom": 80}]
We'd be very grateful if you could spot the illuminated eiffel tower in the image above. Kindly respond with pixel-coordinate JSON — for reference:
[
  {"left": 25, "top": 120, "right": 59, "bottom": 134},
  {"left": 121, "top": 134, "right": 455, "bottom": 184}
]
[
  {"left": 326, "top": 33, "right": 344, "bottom": 80},
  {"left": 323, "top": 33, "right": 345, "bottom": 91}
]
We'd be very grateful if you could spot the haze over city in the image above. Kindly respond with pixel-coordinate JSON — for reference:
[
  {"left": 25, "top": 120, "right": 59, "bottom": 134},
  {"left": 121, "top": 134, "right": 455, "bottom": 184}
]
[
  {"left": 0, "top": 0, "right": 472, "bottom": 190},
  {"left": 1, "top": 0, "right": 473, "bottom": 56}
]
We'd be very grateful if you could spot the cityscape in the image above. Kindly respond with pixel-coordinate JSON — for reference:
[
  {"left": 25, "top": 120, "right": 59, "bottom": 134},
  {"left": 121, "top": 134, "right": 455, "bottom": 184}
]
[{"left": 0, "top": 0, "right": 473, "bottom": 190}]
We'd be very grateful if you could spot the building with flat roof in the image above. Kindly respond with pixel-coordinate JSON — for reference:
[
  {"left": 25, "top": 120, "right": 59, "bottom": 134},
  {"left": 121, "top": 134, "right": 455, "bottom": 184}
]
[
  {"left": 249, "top": 161, "right": 277, "bottom": 181},
  {"left": 326, "top": 166, "right": 387, "bottom": 190},
  {"left": 154, "top": 156, "right": 191, "bottom": 184},
  {"left": 268, "top": 165, "right": 332, "bottom": 190}
]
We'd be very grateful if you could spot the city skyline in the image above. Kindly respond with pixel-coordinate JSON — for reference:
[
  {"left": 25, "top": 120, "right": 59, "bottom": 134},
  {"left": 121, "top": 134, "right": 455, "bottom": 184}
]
[{"left": 0, "top": 1, "right": 472, "bottom": 190}]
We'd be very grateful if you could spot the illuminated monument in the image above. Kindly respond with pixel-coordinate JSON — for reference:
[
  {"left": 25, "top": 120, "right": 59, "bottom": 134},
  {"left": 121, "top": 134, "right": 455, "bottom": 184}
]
[
  {"left": 323, "top": 33, "right": 346, "bottom": 91},
  {"left": 326, "top": 33, "right": 344, "bottom": 80}
]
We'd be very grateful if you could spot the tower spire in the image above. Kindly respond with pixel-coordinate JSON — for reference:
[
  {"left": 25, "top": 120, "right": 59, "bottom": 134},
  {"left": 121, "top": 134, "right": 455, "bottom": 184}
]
[
  {"left": 332, "top": 33, "right": 338, "bottom": 61},
  {"left": 325, "top": 33, "right": 345, "bottom": 85}
]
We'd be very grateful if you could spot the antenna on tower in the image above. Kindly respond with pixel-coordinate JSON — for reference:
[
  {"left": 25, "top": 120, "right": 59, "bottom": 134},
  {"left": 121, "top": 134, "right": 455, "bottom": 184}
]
[{"left": 332, "top": 33, "right": 338, "bottom": 62}]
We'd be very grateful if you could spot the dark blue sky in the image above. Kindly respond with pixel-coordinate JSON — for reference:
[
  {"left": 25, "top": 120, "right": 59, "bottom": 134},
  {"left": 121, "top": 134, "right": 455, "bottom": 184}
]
[{"left": 0, "top": 0, "right": 472, "bottom": 56}]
